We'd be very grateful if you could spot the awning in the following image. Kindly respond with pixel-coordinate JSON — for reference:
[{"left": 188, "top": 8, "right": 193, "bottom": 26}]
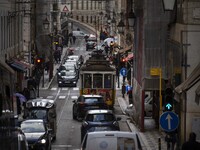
[
  {"left": 125, "top": 53, "right": 134, "bottom": 61},
  {"left": 8, "top": 60, "right": 33, "bottom": 72},
  {"left": 119, "top": 45, "right": 132, "bottom": 53},
  {"left": 175, "top": 62, "right": 200, "bottom": 94},
  {"left": 0, "top": 57, "right": 15, "bottom": 74},
  {"left": 195, "top": 85, "right": 200, "bottom": 105},
  {"left": 17, "top": 60, "right": 34, "bottom": 69}
]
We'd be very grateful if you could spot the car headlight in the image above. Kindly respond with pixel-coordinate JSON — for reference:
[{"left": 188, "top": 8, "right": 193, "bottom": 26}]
[{"left": 39, "top": 139, "right": 46, "bottom": 144}]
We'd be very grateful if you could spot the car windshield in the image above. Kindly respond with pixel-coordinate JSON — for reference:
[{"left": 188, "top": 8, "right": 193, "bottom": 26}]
[
  {"left": 84, "top": 98, "right": 103, "bottom": 103},
  {"left": 86, "top": 114, "right": 115, "bottom": 122},
  {"left": 60, "top": 71, "right": 75, "bottom": 76},
  {"left": 21, "top": 122, "right": 45, "bottom": 133},
  {"left": 28, "top": 109, "right": 47, "bottom": 120}
]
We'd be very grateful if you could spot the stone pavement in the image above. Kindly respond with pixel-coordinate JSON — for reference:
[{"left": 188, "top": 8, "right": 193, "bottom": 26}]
[
  {"left": 39, "top": 46, "right": 168, "bottom": 150},
  {"left": 117, "top": 85, "right": 168, "bottom": 150}
]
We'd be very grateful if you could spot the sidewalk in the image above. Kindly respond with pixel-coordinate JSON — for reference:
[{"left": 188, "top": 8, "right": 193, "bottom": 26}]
[
  {"left": 39, "top": 46, "right": 68, "bottom": 89},
  {"left": 117, "top": 77, "right": 168, "bottom": 150}
]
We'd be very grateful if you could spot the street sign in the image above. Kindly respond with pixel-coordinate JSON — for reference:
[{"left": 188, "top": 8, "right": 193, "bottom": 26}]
[
  {"left": 120, "top": 68, "right": 127, "bottom": 76},
  {"left": 159, "top": 111, "right": 179, "bottom": 132},
  {"left": 61, "top": 4, "right": 71, "bottom": 12}
]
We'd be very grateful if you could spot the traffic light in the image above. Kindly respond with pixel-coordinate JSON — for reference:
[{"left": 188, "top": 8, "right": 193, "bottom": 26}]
[
  {"left": 164, "top": 87, "right": 174, "bottom": 111},
  {"left": 35, "top": 57, "right": 43, "bottom": 69}
]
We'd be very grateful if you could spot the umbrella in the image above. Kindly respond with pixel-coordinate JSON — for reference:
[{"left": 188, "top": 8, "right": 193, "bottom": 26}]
[
  {"left": 15, "top": 93, "right": 27, "bottom": 104},
  {"left": 104, "top": 38, "right": 114, "bottom": 47}
]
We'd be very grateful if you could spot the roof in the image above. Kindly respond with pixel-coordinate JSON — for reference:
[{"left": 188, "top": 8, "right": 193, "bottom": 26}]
[
  {"left": 21, "top": 119, "right": 44, "bottom": 123},
  {"left": 82, "top": 94, "right": 103, "bottom": 98},
  {"left": 87, "top": 109, "right": 113, "bottom": 114}
]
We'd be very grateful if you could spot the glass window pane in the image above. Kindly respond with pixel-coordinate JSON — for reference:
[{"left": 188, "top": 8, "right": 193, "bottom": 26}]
[
  {"left": 104, "top": 74, "right": 112, "bottom": 88},
  {"left": 93, "top": 74, "right": 102, "bottom": 88},
  {"left": 84, "top": 74, "right": 92, "bottom": 88}
]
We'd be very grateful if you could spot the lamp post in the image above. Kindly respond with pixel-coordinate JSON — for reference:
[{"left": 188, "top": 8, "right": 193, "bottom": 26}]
[
  {"left": 128, "top": 9, "right": 136, "bottom": 29},
  {"left": 117, "top": 12, "right": 125, "bottom": 34}
]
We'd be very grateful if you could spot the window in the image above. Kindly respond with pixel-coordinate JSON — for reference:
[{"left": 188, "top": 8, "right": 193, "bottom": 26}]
[
  {"left": 93, "top": 74, "right": 102, "bottom": 88},
  {"left": 84, "top": 74, "right": 91, "bottom": 88},
  {"left": 104, "top": 74, "right": 112, "bottom": 88}
]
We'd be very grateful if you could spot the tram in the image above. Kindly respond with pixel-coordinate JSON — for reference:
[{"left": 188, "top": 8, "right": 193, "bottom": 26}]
[{"left": 79, "top": 52, "right": 116, "bottom": 109}]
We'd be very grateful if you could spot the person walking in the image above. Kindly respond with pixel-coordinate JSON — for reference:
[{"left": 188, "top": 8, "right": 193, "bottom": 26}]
[{"left": 182, "top": 132, "right": 200, "bottom": 150}]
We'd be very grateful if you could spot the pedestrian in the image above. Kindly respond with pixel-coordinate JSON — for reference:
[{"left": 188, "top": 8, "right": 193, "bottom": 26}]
[
  {"left": 127, "top": 88, "right": 133, "bottom": 104},
  {"left": 122, "top": 83, "right": 126, "bottom": 98},
  {"left": 73, "top": 35, "right": 76, "bottom": 44},
  {"left": 182, "top": 132, "right": 200, "bottom": 150}
]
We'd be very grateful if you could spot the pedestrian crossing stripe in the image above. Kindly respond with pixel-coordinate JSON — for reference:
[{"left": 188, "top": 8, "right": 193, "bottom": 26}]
[
  {"left": 58, "top": 96, "right": 66, "bottom": 99},
  {"left": 47, "top": 96, "right": 54, "bottom": 99},
  {"left": 51, "top": 88, "right": 57, "bottom": 90}
]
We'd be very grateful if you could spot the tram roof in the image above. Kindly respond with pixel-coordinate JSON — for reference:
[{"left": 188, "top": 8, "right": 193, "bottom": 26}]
[{"left": 80, "top": 53, "right": 116, "bottom": 71}]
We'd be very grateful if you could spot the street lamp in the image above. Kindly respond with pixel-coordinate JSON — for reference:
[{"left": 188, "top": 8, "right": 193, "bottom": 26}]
[
  {"left": 43, "top": 17, "right": 50, "bottom": 30},
  {"left": 117, "top": 12, "right": 125, "bottom": 34},
  {"left": 162, "top": 0, "right": 176, "bottom": 11},
  {"left": 128, "top": 9, "right": 136, "bottom": 29}
]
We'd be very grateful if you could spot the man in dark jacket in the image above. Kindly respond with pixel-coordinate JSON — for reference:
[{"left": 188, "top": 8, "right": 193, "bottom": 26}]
[{"left": 182, "top": 132, "right": 200, "bottom": 150}]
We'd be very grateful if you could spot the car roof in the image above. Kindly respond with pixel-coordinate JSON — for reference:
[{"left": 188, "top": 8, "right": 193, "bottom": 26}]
[
  {"left": 26, "top": 98, "right": 55, "bottom": 108},
  {"left": 86, "top": 131, "right": 139, "bottom": 137},
  {"left": 21, "top": 119, "right": 44, "bottom": 123},
  {"left": 87, "top": 109, "right": 113, "bottom": 114},
  {"left": 82, "top": 94, "right": 103, "bottom": 98}
]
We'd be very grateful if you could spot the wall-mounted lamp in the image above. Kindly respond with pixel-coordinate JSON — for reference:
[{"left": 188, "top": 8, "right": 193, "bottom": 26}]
[
  {"left": 117, "top": 12, "right": 125, "bottom": 34},
  {"left": 128, "top": 9, "right": 136, "bottom": 29},
  {"left": 43, "top": 17, "right": 50, "bottom": 30},
  {"left": 162, "top": 0, "right": 176, "bottom": 11}
]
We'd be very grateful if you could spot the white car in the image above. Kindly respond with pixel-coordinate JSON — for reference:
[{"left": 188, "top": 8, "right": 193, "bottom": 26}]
[{"left": 81, "top": 131, "right": 142, "bottom": 150}]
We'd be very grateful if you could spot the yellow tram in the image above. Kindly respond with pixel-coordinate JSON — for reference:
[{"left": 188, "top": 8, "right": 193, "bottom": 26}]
[{"left": 79, "top": 52, "right": 116, "bottom": 109}]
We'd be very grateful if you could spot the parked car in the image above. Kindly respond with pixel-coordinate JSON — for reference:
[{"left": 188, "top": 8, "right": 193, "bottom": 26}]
[
  {"left": 81, "top": 131, "right": 142, "bottom": 150},
  {"left": 72, "top": 30, "right": 86, "bottom": 37},
  {"left": 85, "top": 34, "right": 97, "bottom": 42},
  {"left": 81, "top": 109, "right": 121, "bottom": 141},
  {"left": 57, "top": 70, "right": 78, "bottom": 87},
  {"left": 72, "top": 95, "right": 108, "bottom": 120},
  {"left": 86, "top": 41, "right": 97, "bottom": 51},
  {"left": 20, "top": 119, "right": 52, "bottom": 150}
]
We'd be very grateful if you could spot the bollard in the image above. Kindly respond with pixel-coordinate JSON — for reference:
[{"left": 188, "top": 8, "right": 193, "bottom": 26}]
[{"left": 158, "top": 138, "right": 161, "bottom": 150}]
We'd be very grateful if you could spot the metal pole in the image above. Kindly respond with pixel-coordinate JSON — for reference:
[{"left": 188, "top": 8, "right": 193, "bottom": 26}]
[{"left": 158, "top": 138, "right": 161, "bottom": 150}]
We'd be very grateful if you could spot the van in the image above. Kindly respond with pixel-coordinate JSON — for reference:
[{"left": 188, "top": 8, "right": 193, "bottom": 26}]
[
  {"left": 81, "top": 131, "right": 142, "bottom": 150},
  {"left": 24, "top": 98, "right": 57, "bottom": 140},
  {"left": 72, "top": 31, "right": 86, "bottom": 37}
]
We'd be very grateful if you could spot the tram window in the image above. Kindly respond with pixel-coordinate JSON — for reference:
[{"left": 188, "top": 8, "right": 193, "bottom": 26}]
[
  {"left": 104, "top": 74, "right": 112, "bottom": 88},
  {"left": 84, "top": 74, "right": 92, "bottom": 88},
  {"left": 93, "top": 74, "right": 103, "bottom": 88}
]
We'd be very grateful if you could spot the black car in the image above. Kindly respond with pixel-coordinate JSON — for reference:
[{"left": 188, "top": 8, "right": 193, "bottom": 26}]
[
  {"left": 57, "top": 69, "right": 78, "bottom": 87},
  {"left": 81, "top": 109, "right": 121, "bottom": 141},
  {"left": 86, "top": 41, "right": 96, "bottom": 51},
  {"left": 20, "top": 119, "right": 52, "bottom": 150},
  {"left": 72, "top": 95, "right": 108, "bottom": 120}
]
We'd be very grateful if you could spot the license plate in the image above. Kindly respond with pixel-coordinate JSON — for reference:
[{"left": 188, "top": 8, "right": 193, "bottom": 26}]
[
  {"left": 95, "top": 127, "right": 108, "bottom": 131},
  {"left": 65, "top": 81, "right": 70, "bottom": 83}
]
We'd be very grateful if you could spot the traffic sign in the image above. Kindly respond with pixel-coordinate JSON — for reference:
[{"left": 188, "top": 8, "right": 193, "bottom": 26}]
[
  {"left": 120, "top": 68, "right": 127, "bottom": 76},
  {"left": 159, "top": 111, "right": 179, "bottom": 132}
]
